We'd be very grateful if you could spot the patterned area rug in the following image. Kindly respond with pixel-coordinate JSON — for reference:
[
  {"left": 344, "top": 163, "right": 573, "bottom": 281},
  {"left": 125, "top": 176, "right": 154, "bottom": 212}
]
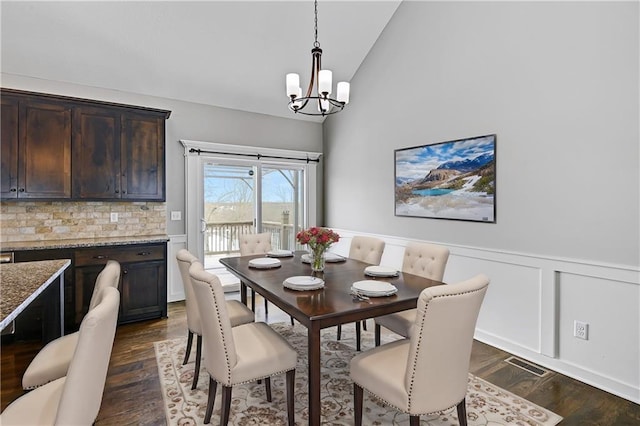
[{"left": 154, "top": 322, "right": 562, "bottom": 425}]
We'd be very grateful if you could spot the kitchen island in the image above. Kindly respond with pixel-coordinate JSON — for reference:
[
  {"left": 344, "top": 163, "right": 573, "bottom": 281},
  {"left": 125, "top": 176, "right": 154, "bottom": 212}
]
[{"left": 1, "top": 259, "right": 70, "bottom": 343}]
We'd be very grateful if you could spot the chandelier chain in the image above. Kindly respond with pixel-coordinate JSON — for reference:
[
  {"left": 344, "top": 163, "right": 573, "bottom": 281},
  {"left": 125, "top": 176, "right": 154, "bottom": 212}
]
[{"left": 313, "top": 0, "right": 320, "bottom": 48}]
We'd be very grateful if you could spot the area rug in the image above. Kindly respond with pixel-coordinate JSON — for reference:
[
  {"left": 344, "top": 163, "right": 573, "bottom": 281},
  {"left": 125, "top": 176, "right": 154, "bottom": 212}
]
[{"left": 154, "top": 323, "right": 562, "bottom": 425}]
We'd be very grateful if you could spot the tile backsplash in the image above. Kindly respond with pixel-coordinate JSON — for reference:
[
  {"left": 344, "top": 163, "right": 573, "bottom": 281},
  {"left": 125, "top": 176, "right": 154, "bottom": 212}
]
[{"left": 0, "top": 201, "right": 166, "bottom": 243}]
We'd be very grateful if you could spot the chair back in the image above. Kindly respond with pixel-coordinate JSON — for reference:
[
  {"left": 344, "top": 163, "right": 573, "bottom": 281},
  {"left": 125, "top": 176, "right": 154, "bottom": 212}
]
[
  {"left": 176, "top": 249, "right": 202, "bottom": 335},
  {"left": 55, "top": 286, "right": 120, "bottom": 425},
  {"left": 238, "top": 232, "right": 272, "bottom": 256},
  {"left": 349, "top": 236, "right": 385, "bottom": 265},
  {"left": 189, "top": 261, "right": 237, "bottom": 386},
  {"left": 88, "top": 260, "right": 121, "bottom": 311},
  {"left": 402, "top": 242, "right": 450, "bottom": 281},
  {"left": 404, "top": 274, "right": 489, "bottom": 414}
]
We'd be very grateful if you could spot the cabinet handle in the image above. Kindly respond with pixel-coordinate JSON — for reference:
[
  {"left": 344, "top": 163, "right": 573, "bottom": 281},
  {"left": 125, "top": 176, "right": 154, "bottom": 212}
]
[
  {"left": 10, "top": 188, "right": 17, "bottom": 192},
  {"left": 93, "top": 255, "right": 108, "bottom": 259},
  {"left": 18, "top": 188, "right": 24, "bottom": 192},
  {"left": 123, "top": 269, "right": 128, "bottom": 275},
  {"left": 137, "top": 251, "right": 151, "bottom": 256},
  {"left": 115, "top": 190, "right": 119, "bottom": 193}
]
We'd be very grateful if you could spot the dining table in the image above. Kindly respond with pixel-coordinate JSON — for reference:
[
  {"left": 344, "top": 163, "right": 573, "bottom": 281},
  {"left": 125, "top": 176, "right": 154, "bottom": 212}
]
[
  {"left": 0, "top": 259, "right": 70, "bottom": 343},
  {"left": 220, "top": 251, "right": 444, "bottom": 426}
]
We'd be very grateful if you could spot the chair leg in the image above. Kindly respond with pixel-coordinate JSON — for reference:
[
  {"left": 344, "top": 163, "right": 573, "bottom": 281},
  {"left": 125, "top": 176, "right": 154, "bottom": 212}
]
[
  {"left": 286, "top": 369, "right": 295, "bottom": 426},
  {"left": 362, "top": 319, "right": 367, "bottom": 331},
  {"left": 457, "top": 398, "right": 468, "bottom": 426},
  {"left": 264, "top": 376, "right": 272, "bottom": 402},
  {"left": 409, "top": 415, "right": 421, "bottom": 426},
  {"left": 356, "top": 321, "right": 361, "bottom": 351},
  {"left": 192, "top": 335, "right": 202, "bottom": 390},
  {"left": 264, "top": 298, "right": 269, "bottom": 315},
  {"left": 354, "top": 383, "right": 363, "bottom": 426},
  {"left": 183, "top": 330, "right": 193, "bottom": 365},
  {"left": 374, "top": 324, "right": 381, "bottom": 347},
  {"left": 336, "top": 324, "right": 342, "bottom": 340},
  {"left": 204, "top": 377, "right": 217, "bottom": 424},
  {"left": 220, "top": 386, "right": 233, "bottom": 426},
  {"left": 290, "top": 315, "right": 295, "bottom": 326}
]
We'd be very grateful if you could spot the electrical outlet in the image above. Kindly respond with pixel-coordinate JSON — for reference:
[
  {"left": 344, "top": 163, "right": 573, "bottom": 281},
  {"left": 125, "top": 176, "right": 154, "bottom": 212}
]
[
  {"left": 574, "top": 320, "right": 589, "bottom": 340},
  {"left": 170, "top": 211, "right": 182, "bottom": 221},
  {"left": 110, "top": 212, "right": 118, "bottom": 223}
]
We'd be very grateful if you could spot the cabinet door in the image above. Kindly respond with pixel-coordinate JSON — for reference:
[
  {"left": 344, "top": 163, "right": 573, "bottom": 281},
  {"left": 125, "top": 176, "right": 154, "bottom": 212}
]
[
  {"left": 120, "top": 260, "right": 166, "bottom": 323},
  {"left": 72, "top": 106, "right": 121, "bottom": 199},
  {"left": 19, "top": 100, "right": 72, "bottom": 198},
  {"left": 1, "top": 96, "right": 19, "bottom": 198},
  {"left": 121, "top": 114, "right": 165, "bottom": 200},
  {"left": 73, "top": 264, "right": 105, "bottom": 326}
]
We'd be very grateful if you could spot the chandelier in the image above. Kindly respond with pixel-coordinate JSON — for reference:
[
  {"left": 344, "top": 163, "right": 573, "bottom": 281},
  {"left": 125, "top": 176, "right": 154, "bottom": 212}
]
[{"left": 286, "top": 0, "right": 350, "bottom": 116}]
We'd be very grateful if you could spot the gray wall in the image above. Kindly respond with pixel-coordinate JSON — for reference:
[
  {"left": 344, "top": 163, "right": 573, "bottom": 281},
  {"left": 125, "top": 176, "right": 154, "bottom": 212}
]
[
  {"left": 323, "top": 1, "right": 639, "bottom": 267},
  {"left": 1, "top": 74, "right": 324, "bottom": 236}
]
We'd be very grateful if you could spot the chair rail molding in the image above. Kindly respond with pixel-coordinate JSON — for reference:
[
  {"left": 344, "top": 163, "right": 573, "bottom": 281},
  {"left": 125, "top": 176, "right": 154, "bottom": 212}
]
[{"left": 330, "top": 228, "right": 640, "bottom": 404}]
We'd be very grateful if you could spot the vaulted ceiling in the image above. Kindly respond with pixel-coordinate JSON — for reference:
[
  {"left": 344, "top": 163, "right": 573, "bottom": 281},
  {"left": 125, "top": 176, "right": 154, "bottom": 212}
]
[{"left": 1, "top": 1, "right": 401, "bottom": 121}]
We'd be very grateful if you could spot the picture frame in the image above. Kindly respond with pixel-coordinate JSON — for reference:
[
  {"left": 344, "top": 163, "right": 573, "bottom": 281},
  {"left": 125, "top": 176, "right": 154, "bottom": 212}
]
[{"left": 394, "top": 134, "right": 496, "bottom": 223}]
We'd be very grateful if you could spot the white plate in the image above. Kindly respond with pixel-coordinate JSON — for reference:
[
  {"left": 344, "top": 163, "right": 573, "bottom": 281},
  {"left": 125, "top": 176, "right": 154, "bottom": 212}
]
[
  {"left": 283, "top": 276, "right": 325, "bottom": 291},
  {"left": 267, "top": 249, "right": 294, "bottom": 258},
  {"left": 364, "top": 265, "right": 399, "bottom": 277},
  {"left": 351, "top": 280, "right": 398, "bottom": 297},
  {"left": 248, "top": 257, "right": 281, "bottom": 269},
  {"left": 301, "top": 253, "right": 346, "bottom": 263}
]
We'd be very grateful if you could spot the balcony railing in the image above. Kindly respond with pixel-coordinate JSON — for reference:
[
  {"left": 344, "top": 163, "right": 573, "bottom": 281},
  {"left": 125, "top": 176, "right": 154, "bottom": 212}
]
[{"left": 204, "top": 221, "right": 301, "bottom": 255}]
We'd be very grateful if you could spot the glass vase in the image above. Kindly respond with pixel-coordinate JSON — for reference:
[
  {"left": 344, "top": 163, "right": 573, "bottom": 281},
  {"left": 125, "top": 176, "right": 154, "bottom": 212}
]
[{"left": 311, "top": 248, "right": 326, "bottom": 272}]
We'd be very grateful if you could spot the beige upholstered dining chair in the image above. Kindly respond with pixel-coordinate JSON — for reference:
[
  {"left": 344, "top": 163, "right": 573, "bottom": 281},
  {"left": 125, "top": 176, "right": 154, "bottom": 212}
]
[
  {"left": 1, "top": 286, "right": 120, "bottom": 425},
  {"left": 351, "top": 274, "right": 489, "bottom": 426},
  {"left": 238, "top": 232, "right": 272, "bottom": 314},
  {"left": 189, "top": 261, "right": 297, "bottom": 426},
  {"left": 21, "top": 260, "right": 121, "bottom": 390},
  {"left": 176, "top": 249, "right": 254, "bottom": 389},
  {"left": 374, "top": 241, "right": 449, "bottom": 346},
  {"left": 337, "top": 236, "right": 385, "bottom": 351}
]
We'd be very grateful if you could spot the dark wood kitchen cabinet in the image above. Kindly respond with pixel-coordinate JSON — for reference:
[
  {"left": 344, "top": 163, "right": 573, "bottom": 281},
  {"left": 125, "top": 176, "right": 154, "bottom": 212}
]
[
  {"left": 1, "top": 93, "right": 72, "bottom": 199},
  {"left": 74, "top": 243, "right": 167, "bottom": 324},
  {"left": 0, "top": 88, "right": 170, "bottom": 201},
  {"left": 72, "top": 108, "right": 167, "bottom": 200}
]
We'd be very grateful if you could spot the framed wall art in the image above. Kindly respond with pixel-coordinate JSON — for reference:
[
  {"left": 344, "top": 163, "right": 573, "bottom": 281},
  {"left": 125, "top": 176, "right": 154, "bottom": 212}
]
[{"left": 394, "top": 134, "right": 496, "bottom": 222}]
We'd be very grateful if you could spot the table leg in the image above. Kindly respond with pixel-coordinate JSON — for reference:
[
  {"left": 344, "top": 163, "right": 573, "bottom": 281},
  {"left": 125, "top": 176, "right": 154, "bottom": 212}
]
[
  {"left": 240, "top": 282, "right": 248, "bottom": 305},
  {"left": 307, "top": 322, "right": 321, "bottom": 426}
]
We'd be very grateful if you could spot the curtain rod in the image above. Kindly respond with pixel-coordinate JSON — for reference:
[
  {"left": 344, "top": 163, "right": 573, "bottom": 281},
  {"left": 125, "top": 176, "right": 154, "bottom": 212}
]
[{"left": 188, "top": 148, "right": 320, "bottom": 163}]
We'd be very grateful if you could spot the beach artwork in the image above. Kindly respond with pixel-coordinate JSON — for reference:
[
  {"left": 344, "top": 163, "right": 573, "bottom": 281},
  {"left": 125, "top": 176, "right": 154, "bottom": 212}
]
[{"left": 394, "top": 134, "right": 496, "bottom": 222}]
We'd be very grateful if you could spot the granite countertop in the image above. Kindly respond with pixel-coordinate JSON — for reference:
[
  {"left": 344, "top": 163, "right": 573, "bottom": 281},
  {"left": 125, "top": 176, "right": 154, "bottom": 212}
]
[
  {"left": 0, "top": 259, "right": 71, "bottom": 329},
  {"left": 1, "top": 234, "right": 169, "bottom": 252}
]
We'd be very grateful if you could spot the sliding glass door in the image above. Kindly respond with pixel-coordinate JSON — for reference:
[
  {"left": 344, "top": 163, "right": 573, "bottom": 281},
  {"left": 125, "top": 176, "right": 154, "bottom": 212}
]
[{"left": 200, "top": 160, "right": 306, "bottom": 273}]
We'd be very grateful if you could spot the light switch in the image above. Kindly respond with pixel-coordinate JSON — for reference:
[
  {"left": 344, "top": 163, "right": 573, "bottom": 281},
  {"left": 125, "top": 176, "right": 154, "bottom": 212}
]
[{"left": 170, "top": 211, "right": 182, "bottom": 221}]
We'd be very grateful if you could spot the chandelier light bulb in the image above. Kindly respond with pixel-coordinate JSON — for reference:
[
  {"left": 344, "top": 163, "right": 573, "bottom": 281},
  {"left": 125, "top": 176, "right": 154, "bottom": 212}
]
[
  {"left": 318, "top": 98, "right": 330, "bottom": 113},
  {"left": 286, "top": 73, "right": 300, "bottom": 98},
  {"left": 337, "top": 82, "right": 350, "bottom": 104},
  {"left": 318, "top": 70, "right": 332, "bottom": 95}
]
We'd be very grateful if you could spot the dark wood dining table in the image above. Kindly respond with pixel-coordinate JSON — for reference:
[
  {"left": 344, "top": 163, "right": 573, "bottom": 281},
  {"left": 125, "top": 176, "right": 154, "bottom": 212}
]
[{"left": 220, "top": 251, "right": 444, "bottom": 426}]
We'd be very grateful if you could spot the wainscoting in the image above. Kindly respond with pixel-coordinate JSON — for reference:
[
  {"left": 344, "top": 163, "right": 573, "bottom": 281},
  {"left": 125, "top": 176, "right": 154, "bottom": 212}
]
[{"left": 330, "top": 229, "right": 640, "bottom": 404}]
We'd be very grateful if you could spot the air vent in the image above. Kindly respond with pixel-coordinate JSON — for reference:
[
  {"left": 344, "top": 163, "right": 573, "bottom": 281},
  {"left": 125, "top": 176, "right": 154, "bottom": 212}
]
[{"left": 505, "top": 356, "right": 550, "bottom": 377}]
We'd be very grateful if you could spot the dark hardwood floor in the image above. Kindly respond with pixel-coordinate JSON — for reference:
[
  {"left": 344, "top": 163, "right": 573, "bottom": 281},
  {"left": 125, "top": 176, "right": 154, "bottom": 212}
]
[{"left": 2, "top": 294, "right": 639, "bottom": 425}]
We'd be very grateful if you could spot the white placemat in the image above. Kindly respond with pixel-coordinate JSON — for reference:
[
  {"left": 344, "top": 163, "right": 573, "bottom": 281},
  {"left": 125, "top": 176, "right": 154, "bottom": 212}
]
[{"left": 248, "top": 257, "right": 282, "bottom": 269}]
